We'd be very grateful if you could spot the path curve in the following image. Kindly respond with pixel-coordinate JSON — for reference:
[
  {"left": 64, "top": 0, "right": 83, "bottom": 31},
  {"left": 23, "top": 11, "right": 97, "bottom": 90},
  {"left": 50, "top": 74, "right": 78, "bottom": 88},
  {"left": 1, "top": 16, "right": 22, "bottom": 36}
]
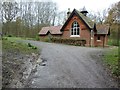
[{"left": 23, "top": 41, "right": 118, "bottom": 88}]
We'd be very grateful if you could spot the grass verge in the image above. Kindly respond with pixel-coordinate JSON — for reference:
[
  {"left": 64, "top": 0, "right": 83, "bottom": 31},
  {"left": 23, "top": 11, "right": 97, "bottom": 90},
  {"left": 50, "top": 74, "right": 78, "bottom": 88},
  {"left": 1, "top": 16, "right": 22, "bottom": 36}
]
[
  {"left": 2, "top": 37, "right": 39, "bottom": 54},
  {"left": 2, "top": 37, "right": 39, "bottom": 87},
  {"left": 103, "top": 47, "right": 120, "bottom": 77}
]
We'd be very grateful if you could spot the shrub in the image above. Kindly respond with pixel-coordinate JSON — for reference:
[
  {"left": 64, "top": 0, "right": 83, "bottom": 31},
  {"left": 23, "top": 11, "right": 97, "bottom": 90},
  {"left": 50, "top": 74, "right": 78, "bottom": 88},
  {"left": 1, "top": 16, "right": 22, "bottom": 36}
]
[
  {"left": 27, "top": 43, "right": 32, "bottom": 47},
  {"left": 2, "top": 37, "right": 7, "bottom": 40},
  {"left": 32, "top": 46, "right": 37, "bottom": 49},
  {"left": 7, "top": 35, "right": 12, "bottom": 37},
  {"left": 51, "top": 37, "right": 86, "bottom": 46},
  {"left": 27, "top": 43, "right": 37, "bottom": 49},
  {"left": 44, "top": 37, "right": 50, "bottom": 42}
]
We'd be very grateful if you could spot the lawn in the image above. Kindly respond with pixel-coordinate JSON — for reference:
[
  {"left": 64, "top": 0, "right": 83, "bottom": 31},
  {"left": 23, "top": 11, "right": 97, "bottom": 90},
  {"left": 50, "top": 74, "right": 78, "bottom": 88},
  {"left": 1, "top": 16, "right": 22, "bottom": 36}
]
[
  {"left": 5, "top": 36, "right": 39, "bottom": 41},
  {"left": 2, "top": 37, "right": 39, "bottom": 54},
  {"left": 103, "top": 47, "right": 120, "bottom": 77}
]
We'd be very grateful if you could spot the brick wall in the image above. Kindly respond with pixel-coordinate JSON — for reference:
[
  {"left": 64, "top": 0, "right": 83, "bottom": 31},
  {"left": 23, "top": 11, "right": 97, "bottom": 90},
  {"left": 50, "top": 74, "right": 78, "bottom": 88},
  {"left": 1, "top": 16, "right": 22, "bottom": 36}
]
[
  {"left": 94, "top": 35, "right": 108, "bottom": 47},
  {"left": 61, "top": 15, "right": 91, "bottom": 46}
]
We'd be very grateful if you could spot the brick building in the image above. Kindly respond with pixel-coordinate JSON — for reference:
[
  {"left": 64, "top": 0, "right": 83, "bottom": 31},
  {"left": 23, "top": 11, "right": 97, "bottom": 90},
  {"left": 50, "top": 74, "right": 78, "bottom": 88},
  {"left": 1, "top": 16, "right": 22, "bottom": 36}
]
[{"left": 39, "top": 9, "right": 110, "bottom": 47}]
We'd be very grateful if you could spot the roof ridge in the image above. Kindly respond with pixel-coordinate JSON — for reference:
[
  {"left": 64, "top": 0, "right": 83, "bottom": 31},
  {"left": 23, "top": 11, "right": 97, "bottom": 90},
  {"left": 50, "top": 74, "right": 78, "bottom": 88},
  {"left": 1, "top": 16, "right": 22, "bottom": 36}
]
[{"left": 75, "top": 9, "right": 95, "bottom": 29}]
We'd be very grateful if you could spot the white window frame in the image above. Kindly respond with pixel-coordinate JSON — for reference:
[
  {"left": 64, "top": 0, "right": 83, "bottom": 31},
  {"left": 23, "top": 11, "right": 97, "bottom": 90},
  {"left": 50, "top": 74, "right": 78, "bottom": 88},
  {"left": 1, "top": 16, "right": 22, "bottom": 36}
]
[{"left": 70, "top": 21, "right": 80, "bottom": 37}]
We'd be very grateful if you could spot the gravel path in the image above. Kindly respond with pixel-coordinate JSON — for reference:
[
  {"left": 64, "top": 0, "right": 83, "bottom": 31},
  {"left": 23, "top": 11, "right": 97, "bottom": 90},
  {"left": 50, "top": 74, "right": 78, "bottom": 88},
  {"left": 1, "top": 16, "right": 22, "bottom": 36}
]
[{"left": 22, "top": 41, "right": 118, "bottom": 88}]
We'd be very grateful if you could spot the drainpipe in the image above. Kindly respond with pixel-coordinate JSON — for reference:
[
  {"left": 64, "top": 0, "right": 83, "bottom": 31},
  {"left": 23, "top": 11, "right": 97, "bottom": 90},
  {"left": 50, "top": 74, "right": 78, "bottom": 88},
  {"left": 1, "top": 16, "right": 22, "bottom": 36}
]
[
  {"left": 91, "top": 30, "right": 93, "bottom": 47},
  {"left": 103, "top": 35, "right": 105, "bottom": 48}
]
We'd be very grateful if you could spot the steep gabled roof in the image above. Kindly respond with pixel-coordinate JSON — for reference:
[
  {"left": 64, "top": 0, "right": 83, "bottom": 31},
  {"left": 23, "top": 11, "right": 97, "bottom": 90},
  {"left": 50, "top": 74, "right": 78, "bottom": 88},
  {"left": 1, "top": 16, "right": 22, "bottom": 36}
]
[
  {"left": 39, "top": 26, "right": 62, "bottom": 35},
  {"left": 76, "top": 10, "right": 94, "bottom": 29},
  {"left": 61, "top": 9, "right": 95, "bottom": 31},
  {"left": 96, "top": 24, "right": 110, "bottom": 35}
]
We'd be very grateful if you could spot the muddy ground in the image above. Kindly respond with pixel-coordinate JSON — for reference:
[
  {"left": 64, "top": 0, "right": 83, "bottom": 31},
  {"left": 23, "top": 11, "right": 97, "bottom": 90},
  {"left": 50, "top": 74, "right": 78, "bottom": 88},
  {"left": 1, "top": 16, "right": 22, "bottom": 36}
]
[{"left": 2, "top": 44, "right": 39, "bottom": 88}]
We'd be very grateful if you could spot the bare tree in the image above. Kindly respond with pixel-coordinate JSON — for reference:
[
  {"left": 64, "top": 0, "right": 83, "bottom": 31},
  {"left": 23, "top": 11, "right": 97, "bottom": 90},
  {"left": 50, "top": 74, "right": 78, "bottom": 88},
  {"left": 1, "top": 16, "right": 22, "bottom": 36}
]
[
  {"left": 0, "top": 2, "right": 2, "bottom": 34},
  {"left": 2, "top": 1, "right": 59, "bottom": 37},
  {"left": 2, "top": 2, "right": 19, "bottom": 35},
  {"left": 87, "top": 9, "right": 108, "bottom": 24},
  {"left": 56, "top": 11, "right": 66, "bottom": 25},
  {"left": 105, "top": 1, "right": 120, "bottom": 25},
  {"left": 96, "top": 9, "right": 107, "bottom": 24},
  {"left": 87, "top": 11, "right": 97, "bottom": 22},
  {"left": 2, "top": 2, "right": 19, "bottom": 22}
]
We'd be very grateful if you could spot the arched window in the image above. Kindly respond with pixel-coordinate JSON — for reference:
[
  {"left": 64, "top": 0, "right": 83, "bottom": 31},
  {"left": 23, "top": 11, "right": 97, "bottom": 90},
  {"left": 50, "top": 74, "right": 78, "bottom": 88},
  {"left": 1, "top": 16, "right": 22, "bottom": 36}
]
[{"left": 71, "top": 21, "right": 80, "bottom": 37}]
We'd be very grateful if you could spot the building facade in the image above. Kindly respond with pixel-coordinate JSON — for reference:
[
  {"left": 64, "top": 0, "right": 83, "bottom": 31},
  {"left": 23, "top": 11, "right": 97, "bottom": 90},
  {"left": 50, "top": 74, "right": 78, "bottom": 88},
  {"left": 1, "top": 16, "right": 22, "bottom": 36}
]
[{"left": 39, "top": 9, "right": 110, "bottom": 47}]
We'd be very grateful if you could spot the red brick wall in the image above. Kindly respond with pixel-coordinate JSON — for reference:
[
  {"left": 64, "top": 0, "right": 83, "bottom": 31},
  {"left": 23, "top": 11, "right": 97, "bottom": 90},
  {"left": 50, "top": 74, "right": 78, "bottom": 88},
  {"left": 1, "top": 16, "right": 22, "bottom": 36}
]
[
  {"left": 61, "top": 15, "right": 91, "bottom": 46},
  {"left": 94, "top": 35, "right": 108, "bottom": 47}
]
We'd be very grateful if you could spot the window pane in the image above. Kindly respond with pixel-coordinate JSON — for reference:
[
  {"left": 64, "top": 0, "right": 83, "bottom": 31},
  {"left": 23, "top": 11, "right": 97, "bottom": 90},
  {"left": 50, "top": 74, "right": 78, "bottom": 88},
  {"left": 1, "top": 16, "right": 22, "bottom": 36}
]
[
  {"left": 97, "top": 36, "right": 100, "bottom": 40},
  {"left": 71, "top": 29, "right": 73, "bottom": 35},
  {"left": 77, "top": 28, "right": 79, "bottom": 35},
  {"left": 77, "top": 24, "right": 79, "bottom": 27},
  {"left": 71, "top": 21, "right": 80, "bottom": 36},
  {"left": 74, "top": 29, "right": 76, "bottom": 35}
]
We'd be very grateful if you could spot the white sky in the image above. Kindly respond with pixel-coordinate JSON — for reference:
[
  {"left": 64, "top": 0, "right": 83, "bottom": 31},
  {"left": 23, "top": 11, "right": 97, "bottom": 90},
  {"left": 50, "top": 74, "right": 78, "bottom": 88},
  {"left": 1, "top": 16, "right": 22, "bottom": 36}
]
[
  {"left": 51, "top": 0, "right": 119, "bottom": 12},
  {"left": 2, "top": 0, "right": 119, "bottom": 12}
]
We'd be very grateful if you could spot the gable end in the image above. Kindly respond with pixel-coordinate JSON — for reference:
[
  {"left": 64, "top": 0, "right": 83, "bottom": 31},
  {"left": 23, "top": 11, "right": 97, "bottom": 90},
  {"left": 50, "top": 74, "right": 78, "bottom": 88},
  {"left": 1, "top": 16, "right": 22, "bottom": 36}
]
[{"left": 61, "top": 9, "right": 94, "bottom": 32}]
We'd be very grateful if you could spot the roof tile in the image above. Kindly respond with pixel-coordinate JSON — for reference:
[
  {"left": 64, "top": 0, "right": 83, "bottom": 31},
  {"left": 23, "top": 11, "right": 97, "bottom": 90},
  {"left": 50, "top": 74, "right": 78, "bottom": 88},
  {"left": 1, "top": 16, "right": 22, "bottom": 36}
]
[
  {"left": 39, "top": 26, "right": 62, "bottom": 35},
  {"left": 96, "top": 24, "right": 109, "bottom": 34}
]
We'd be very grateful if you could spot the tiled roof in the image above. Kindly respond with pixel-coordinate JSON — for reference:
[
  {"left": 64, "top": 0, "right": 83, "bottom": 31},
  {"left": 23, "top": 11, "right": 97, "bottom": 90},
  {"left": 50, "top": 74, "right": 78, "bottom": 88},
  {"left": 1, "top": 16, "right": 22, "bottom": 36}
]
[
  {"left": 39, "top": 26, "right": 62, "bottom": 35},
  {"left": 75, "top": 9, "right": 95, "bottom": 29},
  {"left": 61, "top": 9, "right": 95, "bottom": 31},
  {"left": 96, "top": 24, "right": 110, "bottom": 34}
]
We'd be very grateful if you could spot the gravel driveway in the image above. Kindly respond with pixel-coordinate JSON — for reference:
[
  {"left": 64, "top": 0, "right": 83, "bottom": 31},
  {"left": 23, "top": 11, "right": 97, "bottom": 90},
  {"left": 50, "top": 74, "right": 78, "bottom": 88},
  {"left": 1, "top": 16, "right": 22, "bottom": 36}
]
[{"left": 23, "top": 41, "right": 118, "bottom": 88}]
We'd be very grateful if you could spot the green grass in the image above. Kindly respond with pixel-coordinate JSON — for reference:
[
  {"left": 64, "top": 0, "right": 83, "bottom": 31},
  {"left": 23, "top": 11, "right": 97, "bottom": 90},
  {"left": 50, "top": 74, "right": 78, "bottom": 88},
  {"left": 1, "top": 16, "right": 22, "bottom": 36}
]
[
  {"left": 4, "top": 37, "right": 24, "bottom": 42},
  {"left": 2, "top": 37, "right": 39, "bottom": 54},
  {"left": 103, "top": 47, "right": 120, "bottom": 77},
  {"left": 108, "top": 39, "right": 120, "bottom": 46},
  {"left": 6, "top": 36, "right": 34, "bottom": 41}
]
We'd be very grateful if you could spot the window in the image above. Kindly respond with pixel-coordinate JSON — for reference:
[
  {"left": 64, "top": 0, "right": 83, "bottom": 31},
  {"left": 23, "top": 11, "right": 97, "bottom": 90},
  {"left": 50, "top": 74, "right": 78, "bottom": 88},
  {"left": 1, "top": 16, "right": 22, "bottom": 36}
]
[
  {"left": 97, "top": 36, "right": 100, "bottom": 40},
  {"left": 71, "top": 21, "right": 80, "bottom": 37}
]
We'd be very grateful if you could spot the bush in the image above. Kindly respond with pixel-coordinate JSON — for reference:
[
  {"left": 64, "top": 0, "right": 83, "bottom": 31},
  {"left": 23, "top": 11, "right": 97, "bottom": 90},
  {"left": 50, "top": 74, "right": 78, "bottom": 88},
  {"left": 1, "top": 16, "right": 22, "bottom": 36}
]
[
  {"left": 28, "top": 43, "right": 32, "bottom": 47},
  {"left": 27, "top": 43, "right": 37, "bottom": 49},
  {"left": 44, "top": 37, "right": 50, "bottom": 42},
  {"left": 2, "top": 37, "right": 7, "bottom": 40},
  {"left": 32, "top": 46, "right": 37, "bottom": 49},
  {"left": 51, "top": 37, "right": 86, "bottom": 46},
  {"left": 7, "top": 35, "right": 12, "bottom": 37}
]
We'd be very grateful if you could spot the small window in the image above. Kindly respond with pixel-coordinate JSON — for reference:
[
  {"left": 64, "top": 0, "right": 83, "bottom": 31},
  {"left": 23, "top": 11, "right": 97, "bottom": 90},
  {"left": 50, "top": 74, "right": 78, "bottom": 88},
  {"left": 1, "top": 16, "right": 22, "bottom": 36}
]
[{"left": 97, "top": 36, "right": 100, "bottom": 40}]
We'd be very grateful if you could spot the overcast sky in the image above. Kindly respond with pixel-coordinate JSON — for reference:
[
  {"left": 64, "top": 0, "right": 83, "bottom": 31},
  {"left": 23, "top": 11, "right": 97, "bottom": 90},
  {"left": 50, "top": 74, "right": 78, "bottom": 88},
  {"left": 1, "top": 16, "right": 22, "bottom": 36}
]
[
  {"left": 2, "top": 0, "right": 119, "bottom": 12},
  {"left": 52, "top": 0, "right": 119, "bottom": 12},
  {"left": 31, "top": 0, "right": 120, "bottom": 12}
]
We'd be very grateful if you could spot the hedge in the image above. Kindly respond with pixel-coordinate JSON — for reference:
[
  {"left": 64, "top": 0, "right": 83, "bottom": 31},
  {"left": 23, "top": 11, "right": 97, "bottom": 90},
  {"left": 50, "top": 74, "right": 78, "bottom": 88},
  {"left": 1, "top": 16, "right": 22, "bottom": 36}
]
[{"left": 51, "top": 37, "right": 86, "bottom": 46}]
